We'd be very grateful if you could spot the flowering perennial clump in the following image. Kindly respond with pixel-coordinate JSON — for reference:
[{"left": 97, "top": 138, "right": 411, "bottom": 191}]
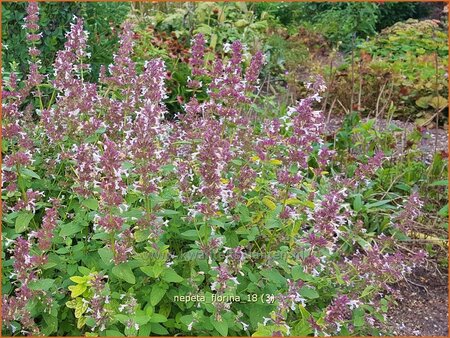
[{"left": 1, "top": 3, "right": 440, "bottom": 337}]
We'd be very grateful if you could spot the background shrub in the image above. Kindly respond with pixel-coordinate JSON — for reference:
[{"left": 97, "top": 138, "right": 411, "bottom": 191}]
[{"left": 1, "top": 1, "right": 131, "bottom": 80}]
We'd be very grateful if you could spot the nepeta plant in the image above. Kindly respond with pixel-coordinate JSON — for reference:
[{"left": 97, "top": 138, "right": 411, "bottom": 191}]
[{"left": 2, "top": 3, "right": 429, "bottom": 337}]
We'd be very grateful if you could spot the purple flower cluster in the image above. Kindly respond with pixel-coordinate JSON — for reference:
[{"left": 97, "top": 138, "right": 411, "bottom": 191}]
[
  {"left": 394, "top": 191, "right": 423, "bottom": 232},
  {"left": 33, "top": 200, "right": 59, "bottom": 251},
  {"left": 189, "top": 33, "right": 206, "bottom": 77},
  {"left": 2, "top": 236, "right": 50, "bottom": 335},
  {"left": 86, "top": 273, "right": 111, "bottom": 331}
]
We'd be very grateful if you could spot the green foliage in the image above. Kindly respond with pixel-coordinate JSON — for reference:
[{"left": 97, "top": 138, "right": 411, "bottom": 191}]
[
  {"left": 376, "top": 2, "right": 434, "bottom": 31},
  {"left": 327, "top": 19, "right": 448, "bottom": 122},
  {"left": 1, "top": 1, "right": 131, "bottom": 80},
  {"left": 254, "top": 2, "right": 440, "bottom": 48}
]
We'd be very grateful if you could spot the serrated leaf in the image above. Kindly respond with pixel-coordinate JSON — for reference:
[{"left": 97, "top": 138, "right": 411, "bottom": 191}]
[
  {"left": 415, "top": 96, "right": 431, "bottom": 108},
  {"left": 151, "top": 323, "right": 169, "bottom": 335},
  {"left": 98, "top": 247, "right": 113, "bottom": 265},
  {"left": 77, "top": 316, "right": 86, "bottom": 329},
  {"left": 81, "top": 198, "right": 98, "bottom": 211},
  {"left": 262, "top": 197, "right": 276, "bottom": 211},
  {"left": 211, "top": 318, "right": 228, "bottom": 336},
  {"left": 430, "top": 96, "right": 447, "bottom": 110},
  {"left": 150, "top": 283, "right": 168, "bottom": 306},
  {"left": 68, "top": 284, "right": 87, "bottom": 298},
  {"left": 141, "top": 265, "right": 163, "bottom": 278},
  {"left": 112, "top": 263, "right": 136, "bottom": 284},
  {"left": 161, "top": 268, "right": 183, "bottom": 283},
  {"left": 299, "top": 286, "right": 319, "bottom": 299},
  {"left": 292, "top": 266, "right": 314, "bottom": 282},
  {"left": 180, "top": 229, "right": 198, "bottom": 240},
  {"left": 70, "top": 276, "right": 88, "bottom": 284},
  {"left": 149, "top": 313, "right": 167, "bottom": 323},
  {"left": 59, "top": 222, "right": 82, "bottom": 237},
  {"left": 28, "top": 279, "right": 55, "bottom": 291},
  {"left": 15, "top": 212, "right": 34, "bottom": 233}
]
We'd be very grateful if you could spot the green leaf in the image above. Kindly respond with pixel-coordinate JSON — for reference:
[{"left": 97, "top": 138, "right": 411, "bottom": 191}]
[
  {"left": 42, "top": 313, "right": 58, "bottom": 335},
  {"left": 415, "top": 96, "right": 431, "bottom": 108},
  {"left": 180, "top": 229, "right": 198, "bottom": 240},
  {"left": 106, "top": 330, "right": 124, "bottom": 336},
  {"left": 235, "top": 19, "right": 249, "bottom": 28},
  {"left": 353, "top": 194, "right": 363, "bottom": 212},
  {"left": 252, "top": 323, "right": 274, "bottom": 336},
  {"left": 299, "top": 286, "right": 319, "bottom": 299},
  {"left": 112, "top": 263, "right": 136, "bottom": 284},
  {"left": 438, "top": 204, "right": 448, "bottom": 217},
  {"left": 134, "top": 313, "right": 151, "bottom": 325},
  {"left": 149, "top": 313, "right": 167, "bottom": 323},
  {"left": 161, "top": 268, "right": 183, "bottom": 283},
  {"left": 365, "top": 200, "right": 392, "bottom": 209},
  {"left": 361, "top": 285, "right": 376, "bottom": 298},
  {"left": 158, "top": 209, "right": 179, "bottom": 217},
  {"left": 15, "top": 212, "right": 34, "bottom": 233},
  {"left": 353, "top": 308, "right": 365, "bottom": 327},
  {"left": 150, "top": 283, "right": 168, "bottom": 306},
  {"left": 211, "top": 317, "right": 228, "bottom": 336},
  {"left": 81, "top": 198, "right": 98, "bottom": 211},
  {"left": 19, "top": 167, "right": 41, "bottom": 179},
  {"left": 151, "top": 323, "right": 169, "bottom": 335},
  {"left": 28, "top": 279, "right": 55, "bottom": 291},
  {"left": 98, "top": 247, "right": 114, "bottom": 265},
  {"left": 138, "top": 324, "right": 151, "bottom": 336},
  {"left": 430, "top": 180, "right": 448, "bottom": 186},
  {"left": 59, "top": 222, "right": 82, "bottom": 237},
  {"left": 85, "top": 317, "right": 96, "bottom": 327},
  {"left": 292, "top": 266, "right": 315, "bottom": 282},
  {"left": 78, "top": 266, "right": 91, "bottom": 275},
  {"left": 141, "top": 265, "right": 163, "bottom": 278},
  {"left": 260, "top": 269, "right": 285, "bottom": 286}
]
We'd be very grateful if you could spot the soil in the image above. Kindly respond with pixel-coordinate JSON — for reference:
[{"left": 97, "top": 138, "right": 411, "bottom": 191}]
[{"left": 385, "top": 266, "right": 448, "bottom": 336}]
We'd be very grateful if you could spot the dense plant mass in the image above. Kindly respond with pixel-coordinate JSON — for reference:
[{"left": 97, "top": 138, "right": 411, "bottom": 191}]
[{"left": 1, "top": 2, "right": 448, "bottom": 337}]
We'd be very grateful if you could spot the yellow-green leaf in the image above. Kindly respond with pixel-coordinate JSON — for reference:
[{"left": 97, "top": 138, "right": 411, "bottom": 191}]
[
  {"left": 77, "top": 316, "right": 86, "bottom": 329},
  {"left": 285, "top": 198, "right": 301, "bottom": 205},
  {"left": 262, "top": 197, "right": 276, "bottom": 211},
  {"left": 74, "top": 298, "right": 88, "bottom": 318},
  {"left": 269, "top": 159, "right": 283, "bottom": 166},
  {"left": 430, "top": 96, "right": 448, "bottom": 110},
  {"left": 68, "top": 284, "right": 87, "bottom": 298},
  {"left": 70, "top": 276, "right": 88, "bottom": 284}
]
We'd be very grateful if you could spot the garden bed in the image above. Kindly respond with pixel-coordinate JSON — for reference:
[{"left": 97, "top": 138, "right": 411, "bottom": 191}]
[{"left": 386, "top": 266, "right": 448, "bottom": 336}]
